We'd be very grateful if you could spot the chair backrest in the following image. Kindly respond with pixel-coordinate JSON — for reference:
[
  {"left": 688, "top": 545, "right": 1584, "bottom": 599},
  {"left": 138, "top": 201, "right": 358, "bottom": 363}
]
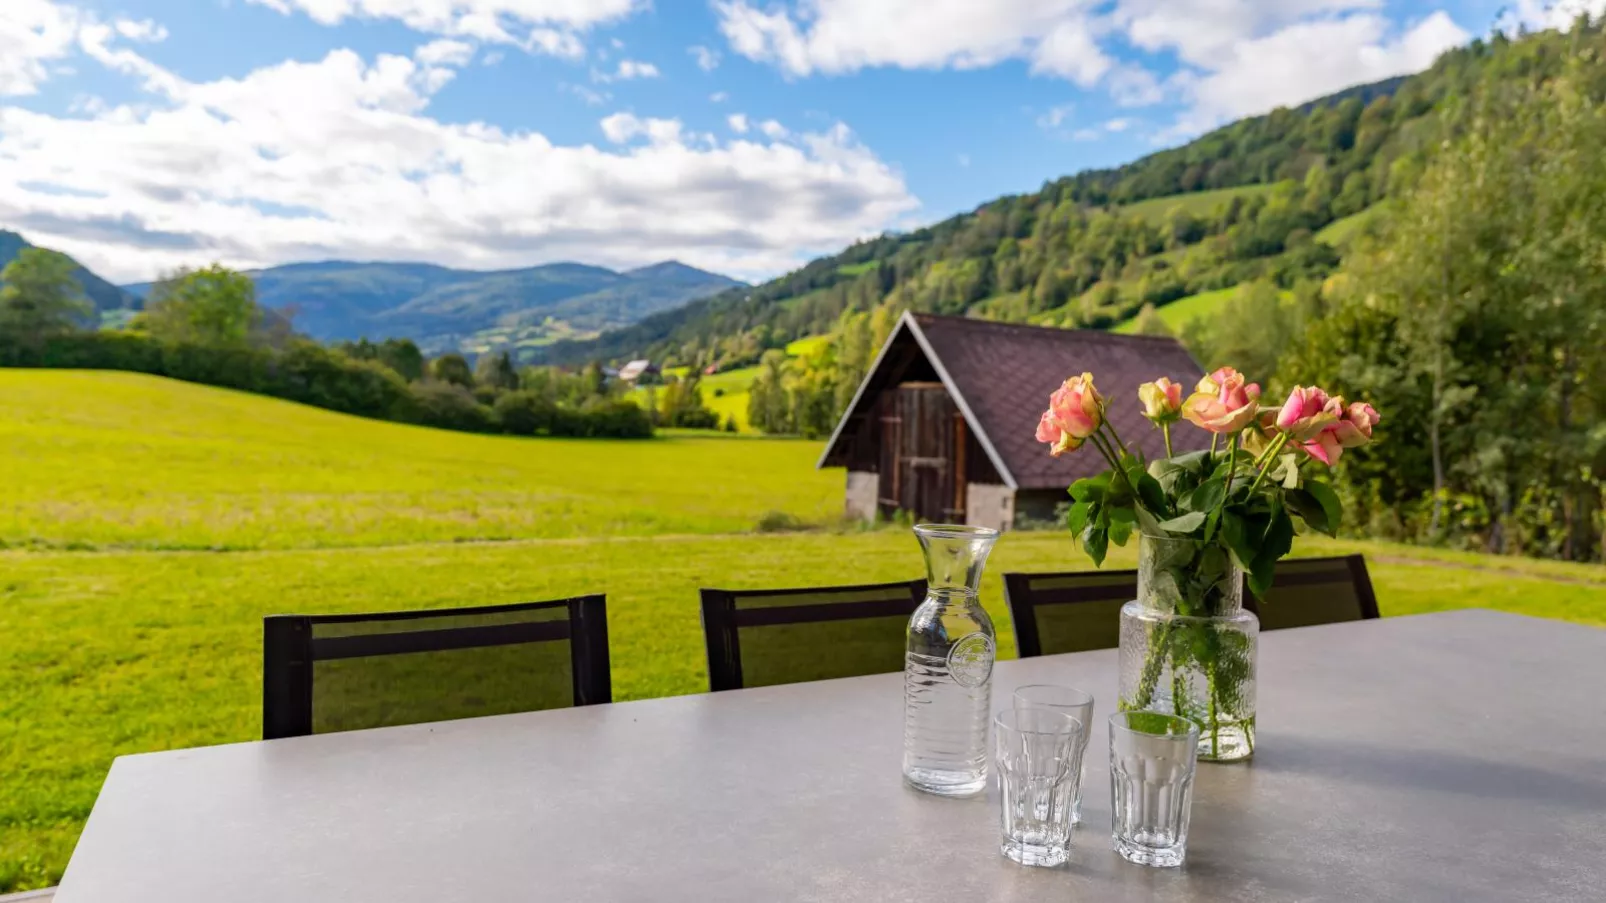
[
  {"left": 263, "top": 595, "right": 611, "bottom": 739},
  {"left": 1248, "top": 555, "right": 1379, "bottom": 630},
  {"left": 699, "top": 579, "right": 927, "bottom": 691},
  {"left": 1003, "top": 569, "right": 1137, "bottom": 658}
]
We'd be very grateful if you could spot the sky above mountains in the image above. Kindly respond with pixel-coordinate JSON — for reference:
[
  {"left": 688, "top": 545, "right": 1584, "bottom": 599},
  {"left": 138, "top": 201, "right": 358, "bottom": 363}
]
[{"left": 0, "top": 0, "right": 1585, "bottom": 284}]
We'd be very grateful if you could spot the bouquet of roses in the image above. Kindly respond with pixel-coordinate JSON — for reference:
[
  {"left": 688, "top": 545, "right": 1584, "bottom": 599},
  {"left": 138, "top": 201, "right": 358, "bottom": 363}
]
[{"left": 1036, "top": 367, "right": 1379, "bottom": 603}]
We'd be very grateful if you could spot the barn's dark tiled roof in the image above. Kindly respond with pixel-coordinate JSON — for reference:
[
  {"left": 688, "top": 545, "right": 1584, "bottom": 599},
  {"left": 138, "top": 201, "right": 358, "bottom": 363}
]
[{"left": 822, "top": 313, "right": 1209, "bottom": 489}]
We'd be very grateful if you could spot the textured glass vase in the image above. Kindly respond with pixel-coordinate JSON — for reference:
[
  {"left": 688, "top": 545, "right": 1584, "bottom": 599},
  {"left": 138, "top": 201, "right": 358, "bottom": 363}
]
[{"left": 1118, "top": 533, "right": 1258, "bottom": 762}]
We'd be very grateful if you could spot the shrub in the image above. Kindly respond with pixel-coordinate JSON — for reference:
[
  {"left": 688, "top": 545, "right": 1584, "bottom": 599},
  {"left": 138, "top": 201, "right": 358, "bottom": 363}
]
[
  {"left": 402, "top": 381, "right": 498, "bottom": 433},
  {"left": 494, "top": 391, "right": 557, "bottom": 436}
]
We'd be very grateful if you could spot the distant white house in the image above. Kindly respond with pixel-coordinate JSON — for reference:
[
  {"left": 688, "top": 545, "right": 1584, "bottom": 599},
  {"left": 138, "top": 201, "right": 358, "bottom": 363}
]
[{"left": 617, "top": 360, "right": 659, "bottom": 383}]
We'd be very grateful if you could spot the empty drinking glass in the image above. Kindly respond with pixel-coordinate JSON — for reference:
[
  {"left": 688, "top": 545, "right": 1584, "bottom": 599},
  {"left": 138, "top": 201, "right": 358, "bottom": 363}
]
[
  {"left": 995, "top": 707, "right": 1083, "bottom": 867},
  {"left": 1108, "top": 712, "right": 1199, "bottom": 868},
  {"left": 1013, "top": 684, "right": 1094, "bottom": 824}
]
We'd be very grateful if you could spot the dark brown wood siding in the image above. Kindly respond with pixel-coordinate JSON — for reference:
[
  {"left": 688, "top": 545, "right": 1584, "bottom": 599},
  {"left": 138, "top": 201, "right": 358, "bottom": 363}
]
[{"left": 877, "top": 383, "right": 966, "bottom": 523}]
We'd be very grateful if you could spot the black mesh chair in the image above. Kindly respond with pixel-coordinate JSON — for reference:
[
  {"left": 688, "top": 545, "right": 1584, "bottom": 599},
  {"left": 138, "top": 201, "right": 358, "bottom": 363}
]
[
  {"left": 263, "top": 595, "right": 611, "bottom": 739},
  {"left": 1003, "top": 570, "right": 1137, "bottom": 658},
  {"left": 1248, "top": 555, "right": 1379, "bottom": 630},
  {"left": 699, "top": 579, "right": 927, "bottom": 691}
]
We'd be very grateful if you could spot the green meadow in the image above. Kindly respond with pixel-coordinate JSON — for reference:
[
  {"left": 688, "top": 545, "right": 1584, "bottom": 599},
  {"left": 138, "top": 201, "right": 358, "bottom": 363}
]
[{"left": 3, "top": 369, "right": 1605, "bottom": 892}]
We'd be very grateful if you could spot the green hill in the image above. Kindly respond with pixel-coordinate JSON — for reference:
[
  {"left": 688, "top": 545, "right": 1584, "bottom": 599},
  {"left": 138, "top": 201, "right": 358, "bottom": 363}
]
[
  {"left": 1113, "top": 286, "right": 1240, "bottom": 335},
  {"left": 0, "top": 229, "right": 140, "bottom": 316}
]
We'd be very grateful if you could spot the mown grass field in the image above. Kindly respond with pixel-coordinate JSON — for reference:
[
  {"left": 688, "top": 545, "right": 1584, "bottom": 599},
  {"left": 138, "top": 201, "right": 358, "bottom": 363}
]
[
  {"left": 1113, "top": 286, "right": 1239, "bottom": 334},
  {"left": 3, "top": 369, "right": 1605, "bottom": 891},
  {"left": 1118, "top": 184, "right": 1279, "bottom": 225},
  {"left": 1314, "top": 202, "right": 1386, "bottom": 247}
]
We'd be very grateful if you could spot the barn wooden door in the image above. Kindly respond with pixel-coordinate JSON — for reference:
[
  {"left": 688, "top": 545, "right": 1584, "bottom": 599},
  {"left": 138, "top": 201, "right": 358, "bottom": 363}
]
[{"left": 878, "top": 383, "right": 966, "bottom": 523}]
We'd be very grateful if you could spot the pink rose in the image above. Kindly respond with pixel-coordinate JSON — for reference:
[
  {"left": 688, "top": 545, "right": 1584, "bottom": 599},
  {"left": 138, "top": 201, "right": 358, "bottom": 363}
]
[
  {"left": 1181, "top": 367, "right": 1261, "bottom": 434},
  {"left": 1275, "top": 386, "right": 1341, "bottom": 441},
  {"left": 1299, "top": 399, "right": 1380, "bottom": 466},
  {"left": 1036, "top": 372, "right": 1103, "bottom": 457},
  {"left": 1138, "top": 377, "right": 1183, "bottom": 424}
]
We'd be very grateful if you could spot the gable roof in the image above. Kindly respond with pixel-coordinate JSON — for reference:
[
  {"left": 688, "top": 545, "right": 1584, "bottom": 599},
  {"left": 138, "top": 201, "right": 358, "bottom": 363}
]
[{"left": 818, "top": 312, "right": 1209, "bottom": 490}]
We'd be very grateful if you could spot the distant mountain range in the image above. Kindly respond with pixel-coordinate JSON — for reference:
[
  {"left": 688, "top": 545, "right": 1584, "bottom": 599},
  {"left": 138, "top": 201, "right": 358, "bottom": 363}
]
[{"left": 0, "top": 230, "right": 141, "bottom": 318}]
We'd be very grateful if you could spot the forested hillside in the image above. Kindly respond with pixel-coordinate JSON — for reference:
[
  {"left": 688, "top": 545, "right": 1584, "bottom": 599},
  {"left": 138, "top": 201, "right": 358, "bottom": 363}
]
[
  {"left": 0, "top": 230, "right": 139, "bottom": 319},
  {"left": 537, "top": 37, "right": 1499, "bottom": 368}
]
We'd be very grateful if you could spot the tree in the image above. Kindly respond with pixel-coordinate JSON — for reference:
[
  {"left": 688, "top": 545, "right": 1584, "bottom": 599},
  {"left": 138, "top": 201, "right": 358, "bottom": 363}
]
[
  {"left": 0, "top": 248, "right": 91, "bottom": 339},
  {"left": 430, "top": 353, "right": 475, "bottom": 388},
  {"left": 140, "top": 265, "right": 259, "bottom": 345},
  {"left": 378, "top": 339, "right": 424, "bottom": 382},
  {"left": 1131, "top": 303, "right": 1173, "bottom": 337},
  {"left": 474, "top": 350, "right": 519, "bottom": 391}
]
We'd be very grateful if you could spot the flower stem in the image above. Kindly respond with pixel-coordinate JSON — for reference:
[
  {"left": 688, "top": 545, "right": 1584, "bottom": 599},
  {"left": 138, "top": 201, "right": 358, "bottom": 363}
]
[
  {"left": 1246, "top": 433, "right": 1292, "bottom": 496},
  {"left": 1102, "top": 409, "right": 1132, "bottom": 456},
  {"left": 1162, "top": 423, "right": 1174, "bottom": 459},
  {"left": 1207, "top": 660, "right": 1221, "bottom": 759},
  {"left": 1223, "top": 434, "right": 1239, "bottom": 499},
  {"left": 1209, "top": 432, "right": 1220, "bottom": 463}
]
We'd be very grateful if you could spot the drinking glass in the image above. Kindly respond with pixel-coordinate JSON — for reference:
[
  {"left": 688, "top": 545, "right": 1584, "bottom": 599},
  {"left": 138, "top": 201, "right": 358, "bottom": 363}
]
[
  {"left": 994, "top": 707, "right": 1083, "bottom": 867},
  {"left": 1013, "top": 684, "right": 1094, "bottom": 823},
  {"left": 1108, "top": 711, "right": 1199, "bottom": 868}
]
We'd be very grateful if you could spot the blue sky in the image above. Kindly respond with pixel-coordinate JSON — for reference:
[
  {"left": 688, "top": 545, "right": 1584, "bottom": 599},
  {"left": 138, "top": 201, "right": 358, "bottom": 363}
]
[{"left": 0, "top": 0, "right": 1569, "bottom": 283}]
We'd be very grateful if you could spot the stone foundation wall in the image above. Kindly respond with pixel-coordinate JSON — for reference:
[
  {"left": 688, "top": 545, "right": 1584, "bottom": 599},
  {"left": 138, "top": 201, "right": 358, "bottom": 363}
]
[
  {"left": 845, "top": 471, "right": 877, "bottom": 523},
  {"left": 965, "top": 483, "right": 1015, "bottom": 532}
]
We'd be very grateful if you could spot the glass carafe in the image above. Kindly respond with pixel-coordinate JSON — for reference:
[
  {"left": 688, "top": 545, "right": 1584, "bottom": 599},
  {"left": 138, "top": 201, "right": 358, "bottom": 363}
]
[{"left": 903, "top": 523, "right": 1000, "bottom": 797}]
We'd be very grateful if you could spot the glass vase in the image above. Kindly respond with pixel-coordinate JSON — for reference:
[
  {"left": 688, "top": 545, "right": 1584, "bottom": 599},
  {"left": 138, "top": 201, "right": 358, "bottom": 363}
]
[{"left": 1118, "top": 533, "right": 1258, "bottom": 762}]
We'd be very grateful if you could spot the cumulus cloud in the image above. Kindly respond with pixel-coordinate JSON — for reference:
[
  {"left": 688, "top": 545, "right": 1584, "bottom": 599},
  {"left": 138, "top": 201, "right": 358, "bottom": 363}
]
[
  {"left": 689, "top": 45, "right": 721, "bottom": 71},
  {"left": 715, "top": 0, "right": 1105, "bottom": 77},
  {"left": 1167, "top": 12, "right": 1469, "bottom": 135},
  {"left": 113, "top": 18, "right": 168, "bottom": 43},
  {"left": 0, "top": 22, "right": 917, "bottom": 284},
  {"left": 1035, "top": 103, "right": 1074, "bottom": 130},
  {"left": 613, "top": 59, "right": 659, "bottom": 79},
  {"left": 0, "top": 0, "right": 84, "bottom": 96},
  {"left": 247, "top": 0, "right": 641, "bottom": 56},
  {"left": 709, "top": 90, "right": 730, "bottom": 103},
  {"left": 726, "top": 113, "right": 749, "bottom": 133}
]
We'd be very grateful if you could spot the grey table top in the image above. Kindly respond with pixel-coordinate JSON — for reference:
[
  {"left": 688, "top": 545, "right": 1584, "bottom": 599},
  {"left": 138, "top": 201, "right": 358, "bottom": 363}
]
[{"left": 55, "top": 609, "right": 1606, "bottom": 903}]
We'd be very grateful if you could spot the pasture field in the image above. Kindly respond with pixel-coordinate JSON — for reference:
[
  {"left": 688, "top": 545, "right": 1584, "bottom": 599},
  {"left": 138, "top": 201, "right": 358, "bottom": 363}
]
[
  {"left": 1118, "top": 184, "right": 1279, "bottom": 225},
  {"left": 0, "top": 370, "right": 834, "bottom": 549},
  {"left": 1112, "top": 286, "right": 1239, "bottom": 334},
  {"left": 3, "top": 369, "right": 1605, "bottom": 891},
  {"left": 1314, "top": 202, "right": 1386, "bottom": 247}
]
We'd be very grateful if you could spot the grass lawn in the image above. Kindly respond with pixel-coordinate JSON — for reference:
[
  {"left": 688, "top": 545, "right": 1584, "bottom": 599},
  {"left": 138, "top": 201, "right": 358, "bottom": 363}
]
[
  {"left": 1118, "top": 184, "right": 1279, "bottom": 225},
  {"left": 1112, "top": 286, "right": 1240, "bottom": 334},
  {"left": 0, "top": 370, "right": 835, "bottom": 549},
  {"left": 3, "top": 369, "right": 1605, "bottom": 892},
  {"left": 1314, "top": 203, "right": 1386, "bottom": 247}
]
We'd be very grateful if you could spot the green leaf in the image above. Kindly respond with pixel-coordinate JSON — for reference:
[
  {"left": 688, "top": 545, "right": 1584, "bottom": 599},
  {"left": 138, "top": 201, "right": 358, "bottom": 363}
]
[
  {"left": 1133, "top": 504, "right": 1163, "bottom": 536},
  {"left": 1108, "top": 517, "right": 1133, "bottom": 547},
  {"left": 1156, "top": 511, "right": 1207, "bottom": 534},
  {"left": 1108, "top": 505, "right": 1136, "bottom": 524},
  {"left": 1134, "top": 472, "right": 1169, "bottom": 518},
  {"left": 1204, "top": 504, "right": 1222, "bottom": 542},
  {"left": 1279, "top": 453, "right": 1301, "bottom": 489},
  {"left": 1303, "top": 479, "right": 1343, "bottom": 537},
  {"left": 1168, "top": 449, "right": 1211, "bottom": 474},
  {"left": 1184, "top": 478, "right": 1227, "bottom": 513},
  {"left": 1250, "top": 504, "right": 1295, "bottom": 596},
  {"left": 1082, "top": 524, "right": 1109, "bottom": 566},
  {"left": 1068, "top": 474, "right": 1109, "bottom": 503},
  {"left": 1066, "top": 500, "right": 1092, "bottom": 537},
  {"left": 1282, "top": 488, "right": 1328, "bottom": 534},
  {"left": 1220, "top": 510, "right": 1255, "bottom": 572}
]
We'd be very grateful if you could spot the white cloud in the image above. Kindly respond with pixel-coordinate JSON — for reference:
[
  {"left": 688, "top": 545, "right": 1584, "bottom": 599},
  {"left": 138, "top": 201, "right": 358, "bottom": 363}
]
[
  {"left": 1107, "top": 64, "right": 1163, "bottom": 106},
  {"left": 246, "top": 0, "right": 641, "bottom": 56},
  {"left": 1168, "top": 12, "right": 1468, "bottom": 135},
  {"left": 1114, "top": 0, "right": 1374, "bottom": 68},
  {"left": 689, "top": 45, "right": 721, "bottom": 71},
  {"left": 709, "top": 90, "right": 730, "bottom": 103},
  {"left": 715, "top": 0, "right": 1106, "bottom": 78},
  {"left": 758, "top": 119, "right": 787, "bottom": 139},
  {"left": 613, "top": 59, "right": 659, "bottom": 79},
  {"left": 1035, "top": 103, "right": 1074, "bottom": 129},
  {"left": 0, "top": 29, "right": 917, "bottom": 284},
  {"left": 726, "top": 113, "right": 749, "bottom": 133},
  {"left": 416, "top": 38, "right": 475, "bottom": 67},
  {"left": 114, "top": 18, "right": 168, "bottom": 43},
  {"left": 564, "top": 82, "right": 610, "bottom": 105},
  {"left": 1506, "top": 0, "right": 1606, "bottom": 31},
  {"left": 1103, "top": 117, "right": 1132, "bottom": 132},
  {"left": 0, "top": 0, "right": 84, "bottom": 96},
  {"left": 1071, "top": 127, "right": 1100, "bottom": 141}
]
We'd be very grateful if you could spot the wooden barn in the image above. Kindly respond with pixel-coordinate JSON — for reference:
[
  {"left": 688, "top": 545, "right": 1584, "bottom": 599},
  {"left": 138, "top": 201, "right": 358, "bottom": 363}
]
[{"left": 818, "top": 313, "right": 1207, "bottom": 530}]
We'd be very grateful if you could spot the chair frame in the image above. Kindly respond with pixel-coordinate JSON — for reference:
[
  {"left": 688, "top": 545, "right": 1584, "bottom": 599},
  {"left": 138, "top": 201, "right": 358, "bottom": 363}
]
[
  {"left": 699, "top": 579, "right": 927, "bottom": 692},
  {"left": 1003, "top": 569, "right": 1139, "bottom": 658},
  {"left": 1246, "top": 554, "right": 1380, "bottom": 624},
  {"left": 263, "top": 595, "right": 611, "bottom": 740}
]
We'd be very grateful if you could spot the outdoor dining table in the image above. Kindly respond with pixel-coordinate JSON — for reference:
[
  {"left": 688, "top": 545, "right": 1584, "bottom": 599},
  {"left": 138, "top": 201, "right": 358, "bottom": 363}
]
[{"left": 52, "top": 609, "right": 1606, "bottom": 902}]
